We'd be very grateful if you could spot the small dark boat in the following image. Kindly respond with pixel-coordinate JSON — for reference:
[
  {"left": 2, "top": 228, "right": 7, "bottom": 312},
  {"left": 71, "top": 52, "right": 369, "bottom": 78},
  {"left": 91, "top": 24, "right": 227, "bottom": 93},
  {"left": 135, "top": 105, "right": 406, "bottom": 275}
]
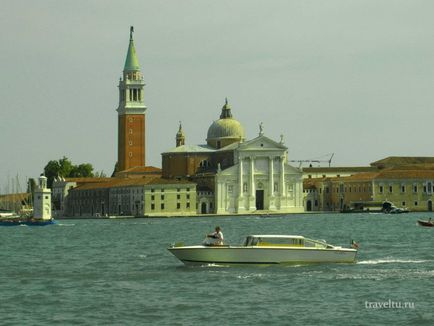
[
  {"left": 0, "top": 217, "right": 56, "bottom": 227},
  {"left": 417, "top": 220, "right": 434, "bottom": 227}
]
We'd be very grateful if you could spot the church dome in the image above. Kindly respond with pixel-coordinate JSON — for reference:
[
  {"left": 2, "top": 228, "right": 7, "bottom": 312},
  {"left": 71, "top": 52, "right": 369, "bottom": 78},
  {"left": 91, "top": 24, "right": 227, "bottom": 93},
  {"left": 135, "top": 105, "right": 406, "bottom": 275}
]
[
  {"left": 206, "top": 99, "right": 245, "bottom": 148},
  {"left": 207, "top": 119, "right": 245, "bottom": 140}
]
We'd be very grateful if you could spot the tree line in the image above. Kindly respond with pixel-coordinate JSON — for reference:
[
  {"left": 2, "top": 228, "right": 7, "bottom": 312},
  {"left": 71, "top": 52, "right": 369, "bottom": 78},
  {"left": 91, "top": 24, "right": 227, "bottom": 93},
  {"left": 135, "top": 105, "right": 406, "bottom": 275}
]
[{"left": 43, "top": 156, "right": 106, "bottom": 188}]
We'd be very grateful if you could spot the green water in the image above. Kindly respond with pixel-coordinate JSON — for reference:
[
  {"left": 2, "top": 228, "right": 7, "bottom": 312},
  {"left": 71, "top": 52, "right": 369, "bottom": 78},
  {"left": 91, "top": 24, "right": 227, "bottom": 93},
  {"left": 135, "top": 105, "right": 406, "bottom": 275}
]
[{"left": 1, "top": 213, "right": 433, "bottom": 325}]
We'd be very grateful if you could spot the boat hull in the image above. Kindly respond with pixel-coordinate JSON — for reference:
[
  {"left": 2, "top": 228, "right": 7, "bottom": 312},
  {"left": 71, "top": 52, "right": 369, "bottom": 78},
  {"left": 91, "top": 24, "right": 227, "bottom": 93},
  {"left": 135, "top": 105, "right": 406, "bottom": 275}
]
[
  {"left": 0, "top": 218, "right": 56, "bottom": 226},
  {"left": 168, "top": 246, "right": 357, "bottom": 266},
  {"left": 417, "top": 220, "right": 433, "bottom": 227}
]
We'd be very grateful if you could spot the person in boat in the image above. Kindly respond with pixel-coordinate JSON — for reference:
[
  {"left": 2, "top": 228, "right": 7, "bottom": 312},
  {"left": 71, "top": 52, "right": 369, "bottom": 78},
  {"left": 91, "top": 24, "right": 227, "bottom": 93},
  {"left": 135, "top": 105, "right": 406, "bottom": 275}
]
[
  {"left": 351, "top": 240, "right": 359, "bottom": 249},
  {"left": 429, "top": 218, "right": 432, "bottom": 223},
  {"left": 205, "top": 226, "right": 224, "bottom": 246}
]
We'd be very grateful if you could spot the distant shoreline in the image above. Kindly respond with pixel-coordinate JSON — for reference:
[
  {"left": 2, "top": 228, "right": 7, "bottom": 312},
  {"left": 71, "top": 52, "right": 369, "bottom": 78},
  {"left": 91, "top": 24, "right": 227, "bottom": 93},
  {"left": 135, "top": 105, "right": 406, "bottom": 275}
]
[{"left": 55, "top": 211, "right": 326, "bottom": 219}]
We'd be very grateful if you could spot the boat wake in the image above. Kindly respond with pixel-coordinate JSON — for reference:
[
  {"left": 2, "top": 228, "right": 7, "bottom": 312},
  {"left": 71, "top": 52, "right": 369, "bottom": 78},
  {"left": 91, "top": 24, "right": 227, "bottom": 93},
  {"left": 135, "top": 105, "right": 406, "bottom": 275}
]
[
  {"left": 200, "top": 263, "right": 229, "bottom": 268},
  {"left": 56, "top": 223, "right": 75, "bottom": 227},
  {"left": 358, "top": 258, "right": 430, "bottom": 265}
]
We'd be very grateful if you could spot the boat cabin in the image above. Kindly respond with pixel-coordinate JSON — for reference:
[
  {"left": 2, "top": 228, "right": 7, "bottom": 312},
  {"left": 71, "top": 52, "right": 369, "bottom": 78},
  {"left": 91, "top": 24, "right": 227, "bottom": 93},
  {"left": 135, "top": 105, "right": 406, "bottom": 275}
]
[{"left": 243, "top": 235, "right": 333, "bottom": 249}]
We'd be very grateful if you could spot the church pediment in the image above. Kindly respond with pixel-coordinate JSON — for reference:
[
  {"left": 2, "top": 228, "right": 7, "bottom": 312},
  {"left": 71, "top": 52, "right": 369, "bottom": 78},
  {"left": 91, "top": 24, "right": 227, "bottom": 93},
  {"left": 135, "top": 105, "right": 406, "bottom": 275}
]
[{"left": 237, "top": 135, "right": 287, "bottom": 152}]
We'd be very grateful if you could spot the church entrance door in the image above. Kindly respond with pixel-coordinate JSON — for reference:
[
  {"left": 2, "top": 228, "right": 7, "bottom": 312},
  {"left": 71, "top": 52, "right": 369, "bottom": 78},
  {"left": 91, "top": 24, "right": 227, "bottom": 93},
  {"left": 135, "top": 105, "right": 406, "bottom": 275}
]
[
  {"left": 201, "top": 202, "right": 207, "bottom": 214},
  {"left": 256, "top": 190, "right": 264, "bottom": 210},
  {"left": 306, "top": 200, "right": 312, "bottom": 211}
]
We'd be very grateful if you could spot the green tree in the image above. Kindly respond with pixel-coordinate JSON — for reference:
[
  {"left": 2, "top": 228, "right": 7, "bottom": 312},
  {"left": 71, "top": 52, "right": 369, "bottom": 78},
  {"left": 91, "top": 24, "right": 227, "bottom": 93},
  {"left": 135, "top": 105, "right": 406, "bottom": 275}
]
[
  {"left": 44, "top": 160, "right": 62, "bottom": 188},
  {"left": 69, "top": 164, "right": 94, "bottom": 178},
  {"left": 43, "top": 157, "right": 94, "bottom": 188},
  {"left": 58, "top": 156, "right": 73, "bottom": 176}
]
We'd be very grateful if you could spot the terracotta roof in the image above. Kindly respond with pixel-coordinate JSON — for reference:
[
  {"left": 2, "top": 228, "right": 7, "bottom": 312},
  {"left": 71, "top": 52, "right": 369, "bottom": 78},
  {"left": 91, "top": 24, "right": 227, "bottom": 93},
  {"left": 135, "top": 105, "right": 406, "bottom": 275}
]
[
  {"left": 117, "top": 166, "right": 161, "bottom": 174},
  {"left": 387, "top": 164, "right": 434, "bottom": 170},
  {"left": 64, "top": 177, "right": 112, "bottom": 184},
  {"left": 371, "top": 156, "right": 434, "bottom": 167},
  {"left": 340, "top": 172, "right": 380, "bottom": 181},
  {"left": 304, "top": 172, "right": 380, "bottom": 184},
  {"left": 303, "top": 167, "right": 377, "bottom": 173},
  {"left": 73, "top": 176, "right": 195, "bottom": 191},
  {"left": 303, "top": 183, "right": 317, "bottom": 190}
]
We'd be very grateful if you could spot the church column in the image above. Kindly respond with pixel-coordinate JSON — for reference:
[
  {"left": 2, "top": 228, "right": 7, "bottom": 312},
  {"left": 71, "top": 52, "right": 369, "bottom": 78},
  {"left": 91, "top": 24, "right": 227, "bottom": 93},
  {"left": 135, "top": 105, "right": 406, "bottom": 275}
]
[
  {"left": 280, "top": 156, "right": 285, "bottom": 197},
  {"left": 237, "top": 157, "right": 244, "bottom": 213},
  {"left": 269, "top": 156, "right": 275, "bottom": 210},
  {"left": 269, "top": 156, "right": 274, "bottom": 197},
  {"left": 238, "top": 157, "right": 243, "bottom": 197},
  {"left": 248, "top": 156, "right": 255, "bottom": 210},
  {"left": 216, "top": 181, "right": 223, "bottom": 214},
  {"left": 249, "top": 156, "right": 255, "bottom": 197}
]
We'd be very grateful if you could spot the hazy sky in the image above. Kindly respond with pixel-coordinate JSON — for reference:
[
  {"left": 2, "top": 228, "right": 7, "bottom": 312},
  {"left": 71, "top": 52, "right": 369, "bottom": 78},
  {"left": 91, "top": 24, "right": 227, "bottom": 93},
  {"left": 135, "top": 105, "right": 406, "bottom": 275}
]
[{"left": 1, "top": 0, "right": 433, "bottom": 192}]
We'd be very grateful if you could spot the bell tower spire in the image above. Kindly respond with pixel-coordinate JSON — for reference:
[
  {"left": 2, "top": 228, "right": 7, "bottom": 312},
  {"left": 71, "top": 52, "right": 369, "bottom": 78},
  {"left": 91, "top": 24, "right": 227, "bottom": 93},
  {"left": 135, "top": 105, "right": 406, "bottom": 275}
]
[
  {"left": 176, "top": 121, "right": 185, "bottom": 147},
  {"left": 116, "top": 26, "right": 147, "bottom": 172}
]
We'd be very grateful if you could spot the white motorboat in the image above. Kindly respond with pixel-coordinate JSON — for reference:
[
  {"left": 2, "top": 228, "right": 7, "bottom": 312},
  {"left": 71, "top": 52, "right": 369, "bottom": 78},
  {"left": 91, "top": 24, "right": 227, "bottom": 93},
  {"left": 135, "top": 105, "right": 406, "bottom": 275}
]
[{"left": 168, "top": 235, "right": 357, "bottom": 266}]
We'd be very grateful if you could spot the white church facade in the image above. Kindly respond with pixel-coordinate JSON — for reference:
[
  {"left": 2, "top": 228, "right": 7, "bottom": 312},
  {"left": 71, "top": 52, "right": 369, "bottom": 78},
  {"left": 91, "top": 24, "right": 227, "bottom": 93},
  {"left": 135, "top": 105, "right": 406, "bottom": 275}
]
[{"left": 214, "top": 134, "right": 304, "bottom": 214}]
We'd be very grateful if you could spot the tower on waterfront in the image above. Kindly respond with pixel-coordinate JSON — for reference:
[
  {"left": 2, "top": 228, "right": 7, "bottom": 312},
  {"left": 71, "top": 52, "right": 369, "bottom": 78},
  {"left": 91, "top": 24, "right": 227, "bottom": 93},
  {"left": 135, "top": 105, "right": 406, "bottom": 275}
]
[
  {"left": 33, "top": 175, "right": 52, "bottom": 220},
  {"left": 116, "top": 26, "right": 147, "bottom": 172}
]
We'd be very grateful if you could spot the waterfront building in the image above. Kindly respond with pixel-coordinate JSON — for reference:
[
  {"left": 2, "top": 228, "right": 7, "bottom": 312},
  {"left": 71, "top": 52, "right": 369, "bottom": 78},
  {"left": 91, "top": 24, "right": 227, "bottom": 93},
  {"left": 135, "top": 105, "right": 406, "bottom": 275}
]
[
  {"left": 65, "top": 177, "right": 196, "bottom": 217},
  {"left": 303, "top": 160, "right": 434, "bottom": 212},
  {"left": 116, "top": 27, "right": 147, "bottom": 172},
  {"left": 371, "top": 167, "right": 434, "bottom": 212},
  {"left": 303, "top": 173, "right": 375, "bottom": 212},
  {"left": 52, "top": 177, "right": 112, "bottom": 217}
]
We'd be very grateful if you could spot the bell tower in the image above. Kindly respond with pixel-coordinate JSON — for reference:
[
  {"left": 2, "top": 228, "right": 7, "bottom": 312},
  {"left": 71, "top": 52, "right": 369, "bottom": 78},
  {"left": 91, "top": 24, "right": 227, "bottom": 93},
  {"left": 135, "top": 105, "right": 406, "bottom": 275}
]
[
  {"left": 176, "top": 121, "right": 185, "bottom": 147},
  {"left": 116, "top": 26, "right": 147, "bottom": 172}
]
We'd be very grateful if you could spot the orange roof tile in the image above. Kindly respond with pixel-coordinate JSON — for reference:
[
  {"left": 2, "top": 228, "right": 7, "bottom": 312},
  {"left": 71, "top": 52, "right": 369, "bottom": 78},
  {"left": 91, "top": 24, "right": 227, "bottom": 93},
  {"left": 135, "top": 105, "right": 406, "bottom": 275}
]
[
  {"left": 73, "top": 176, "right": 195, "bottom": 191},
  {"left": 117, "top": 166, "right": 162, "bottom": 174},
  {"left": 64, "top": 177, "right": 112, "bottom": 184},
  {"left": 303, "top": 166, "right": 376, "bottom": 173},
  {"left": 371, "top": 156, "right": 434, "bottom": 167}
]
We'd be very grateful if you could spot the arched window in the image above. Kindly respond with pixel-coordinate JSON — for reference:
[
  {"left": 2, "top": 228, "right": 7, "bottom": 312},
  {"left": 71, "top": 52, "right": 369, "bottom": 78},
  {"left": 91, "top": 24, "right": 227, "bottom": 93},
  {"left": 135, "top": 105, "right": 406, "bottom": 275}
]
[{"left": 199, "top": 160, "right": 209, "bottom": 168}]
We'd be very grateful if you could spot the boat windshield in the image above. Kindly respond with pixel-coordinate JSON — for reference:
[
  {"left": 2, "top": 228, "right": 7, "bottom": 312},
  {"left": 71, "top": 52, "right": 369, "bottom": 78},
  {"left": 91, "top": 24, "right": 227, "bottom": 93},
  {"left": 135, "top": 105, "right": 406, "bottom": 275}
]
[
  {"left": 243, "top": 236, "right": 259, "bottom": 246},
  {"left": 304, "top": 239, "right": 331, "bottom": 249},
  {"left": 244, "top": 236, "right": 305, "bottom": 247}
]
